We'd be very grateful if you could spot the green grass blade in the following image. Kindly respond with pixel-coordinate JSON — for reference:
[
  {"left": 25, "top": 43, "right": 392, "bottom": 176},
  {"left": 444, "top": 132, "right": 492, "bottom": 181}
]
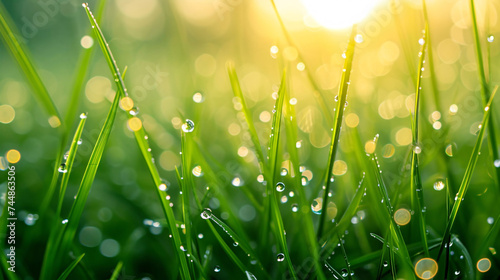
[
  {"left": 450, "top": 235, "right": 474, "bottom": 279},
  {"left": 283, "top": 80, "right": 325, "bottom": 280},
  {"left": 269, "top": 0, "right": 333, "bottom": 123},
  {"left": 56, "top": 114, "right": 87, "bottom": 218},
  {"left": 470, "top": 0, "right": 500, "bottom": 185},
  {"left": 266, "top": 69, "right": 297, "bottom": 279},
  {"left": 180, "top": 133, "right": 195, "bottom": 277},
  {"left": 0, "top": 2, "right": 61, "bottom": 123},
  {"left": 82, "top": 4, "right": 192, "bottom": 279},
  {"left": 56, "top": 253, "right": 85, "bottom": 280},
  {"left": 324, "top": 262, "right": 345, "bottom": 280},
  {"left": 317, "top": 25, "right": 357, "bottom": 238},
  {"left": 437, "top": 87, "right": 498, "bottom": 260},
  {"left": 227, "top": 62, "right": 267, "bottom": 172},
  {"left": 109, "top": 261, "right": 123, "bottom": 280},
  {"left": 338, "top": 234, "right": 353, "bottom": 280},
  {"left": 410, "top": 25, "right": 429, "bottom": 256},
  {"left": 421, "top": 0, "right": 441, "bottom": 112},
  {"left": 476, "top": 211, "right": 500, "bottom": 260},
  {"left": 40, "top": 78, "right": 121, "bottom": 280}
]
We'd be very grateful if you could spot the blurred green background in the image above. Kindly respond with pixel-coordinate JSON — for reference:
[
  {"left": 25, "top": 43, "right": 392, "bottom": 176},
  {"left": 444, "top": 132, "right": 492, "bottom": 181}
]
[{"left": 1, "top": 0, "right": 500, "bottom": 278}]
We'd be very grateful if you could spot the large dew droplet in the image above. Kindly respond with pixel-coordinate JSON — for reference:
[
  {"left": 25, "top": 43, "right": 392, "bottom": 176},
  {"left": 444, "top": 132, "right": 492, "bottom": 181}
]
[
  {"left": 276, "top": 182, "right": 285, "bottom": 192},
  {"left": 181, "top": 119, "right": 195, "bottom": 133},
  {"left": 201, "top": 208, "right": 212, "bottom": 220},
  {"left": 311, "top": 198, "right": 323, "bottom": 215},
  {"left": 433, "top": 180, "right": 445, "bottom": 191},
  {"left": 214, "top": 265, "right": 221, "bottom": 272},
  {"left": 277, "top": 253, "right": 285, "bottom": 262}
]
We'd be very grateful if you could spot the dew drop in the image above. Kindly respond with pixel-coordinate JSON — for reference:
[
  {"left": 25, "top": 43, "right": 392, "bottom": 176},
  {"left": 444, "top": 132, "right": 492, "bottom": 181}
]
[
  {"left": 487, "top": 217, "right": 494, "bottom": 224},
  {"left": 214, "top": 265, "right": 221, "bottom": 272},
  {"left": 62, "top": 219, "right": 69, "bottom": 224},
  {"left": 311, "top": 198, "right": 323, "bottom": 215},
  {"left": 80, "top": 113, "right": 87, "bottom": 119},
  {"left": 182, "top": 119, "right": 195, "bottom": 133},
  {"left": 494, "top": 159, "right": 500, "bottom": 168},
  {"left": 280, "top": 168, "right": 288, "bottom": 176},
  {"left": 201, "top": 208, "right": 212, "bottom": 220},
  {"left": 433, "top": 180, "right": 445, "bottom": 191},
  {"left": 277, "top": 253, "right": 285, "bottom": 262},
  {"left": 487, "top": 35, "right": 495, "bottom": 43},
  {"left": 58, "top": 164, "right": 67, "bottom": 173},
  {"left": 276, "top": 182, "right": 285, "bottom": 192},
  {"left": 291, "top": 204, "right": 299, "bottom": 213}
]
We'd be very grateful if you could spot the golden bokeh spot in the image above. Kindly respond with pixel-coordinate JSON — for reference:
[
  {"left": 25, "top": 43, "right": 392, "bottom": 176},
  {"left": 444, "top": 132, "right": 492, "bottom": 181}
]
[
  {"left": 327, "top": 202, "right": 337, "bottom": 220},
  {"left": 120, "top": 97, "right": 134, "bottom": 111},
  {"left": 365, "top": 140, "right": 376, "bottom": 154},
  {"left": 6, "top": 149, "right": 21, "bottom": 164},
  {"left": 394, "top": 208, "right": 411, "bottom": 226},
  {"left": 237, "top": 146, "right": 248, "bottom": 157},
  {"left": 228, "top": 123, "right": 241, "bottom": 136},
  {"left": 48, "top": 116, "right": 61, "bottom": 128},
  {"left": 477, "top": 258, "right": 491, "bottom": 273},
  {"left": 332, "top": 160, "right": 347, "bottom": 176},
  {"left": 395, "top": 127, "right": 412, "bottom": 146},
  {"left": 0, "top": 105, "right": 15, "bottom": 124},
  {"left": 345, "top": 113, "right": 359, "bottom": 128},
  {"left": 415, "top": 258, "right": 438, "bottom": 280},
  {"left": 159, "top": 151, "right": 180, "bottom": 171},
  {"left": 127, "top": 117, "right": 143, "bottom": 131},
  {"left": 259, "top": 111, "right": 271, "bottom": 122},
  {"left": 382, "top": 144, "right": 395, "bottom": 158}
]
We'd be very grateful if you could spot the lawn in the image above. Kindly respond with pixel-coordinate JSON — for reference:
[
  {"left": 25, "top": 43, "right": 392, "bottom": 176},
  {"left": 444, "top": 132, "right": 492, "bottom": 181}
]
[{"left": 0, "top": 0, "right": 499, "bottom": 279}]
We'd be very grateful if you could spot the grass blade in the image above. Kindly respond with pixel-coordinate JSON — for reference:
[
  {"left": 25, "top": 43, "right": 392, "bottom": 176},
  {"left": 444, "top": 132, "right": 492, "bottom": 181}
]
[
  {"left": 437, "top": 87, "right": 498, "bottom": 260},
  {"left": 0, "top": 2, "right": 61, "bottom": 123},
  {"left": 283, "top": 80, "right": 325, "bottom": 280},
  {"left": 470, "top": 0, "right": 500, "bottom": 185},
  {"left": 317, "top": 25, "right": 357, "bottom": 238},
  {"left": 40, "top": 77, "right": 121, "bottom": 280},
  {"left": 410, "top": 25, "right": 429, "bottom": 256},
  {"left": 82, "top": 4, "right": 192, "bottom": 279},
  {"left": 227, "top": 62, "right": 267, "bottom": 172},
  {"left": 109, "top": 261, "right": 123, "bottom": 280},
  {"left": 56, "top": 253, "right": 85, "bottom": 280},
  {"left": 266, "top": 69, "right": 297, "bottom": 279},
  {"left": 56, "top": 114, "right": 87, "bottom": 219}
]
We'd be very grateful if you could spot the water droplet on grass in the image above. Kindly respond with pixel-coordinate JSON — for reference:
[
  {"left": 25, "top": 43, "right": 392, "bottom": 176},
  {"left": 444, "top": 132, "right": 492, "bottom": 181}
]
[
  {"left": 280, "top": 168, "right": 288, "bottom": 176},
  {"left": 232, "top": 177, "right": 243, "bottom": 187},
  {"left": 311, "top": 198, "right": 323, "bottom": 215},
  {"left": 291, "top": 204, "right": 299, "bottom": 212},
  {"left": 487, "top": 217, "right": 494, "bottom": 224},
  {"left": 494, "top": 159, "right": 500, "bottom": 168},
  {"left": 201, "top": 208, "right": 212, "bottom": 220},
  {"left": 58, "top": 164, "right": 67, "bottom": 173},
  {"left": 62, "top": 219, "right": 69, "bottom": 224},
  {"left": 487, "top": 35, "right": 495, "bottom": 43},
  {"left": 276, "top": 182, "right": 285, "bottom": 192},
  {"left": 433, "top": 180, "right": 445, "bottom": 191},
  {"left": 214, "top": 266, "right": 221, "bottom": 272},
  {"left": 182, "top": 119, "right": 195, "bottom": 133},
  {"left": 277, "top": 253, "right": 285, "bottom": 262}
]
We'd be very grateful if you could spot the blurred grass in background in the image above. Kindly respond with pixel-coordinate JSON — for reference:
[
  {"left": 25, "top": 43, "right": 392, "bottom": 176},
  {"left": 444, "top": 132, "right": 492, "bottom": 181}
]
[{"left": 0, "top": 0, "right": 500, "bottom": 279}]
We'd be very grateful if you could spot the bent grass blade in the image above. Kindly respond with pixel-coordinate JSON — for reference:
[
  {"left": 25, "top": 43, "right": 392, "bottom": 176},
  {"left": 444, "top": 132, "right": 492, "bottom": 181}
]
[
  {"left": 437, "top": 87, "right": 498, "bottom": 260},
  {"left": 318, "top": 25, "right": 357, "bottom": 239},
  {"left": 83, "top": 4, "right": 192, "bottom": 279}
]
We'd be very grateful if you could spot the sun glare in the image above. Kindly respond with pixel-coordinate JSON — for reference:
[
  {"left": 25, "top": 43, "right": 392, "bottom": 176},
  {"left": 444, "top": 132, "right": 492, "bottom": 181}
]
[{"left": 300, "top": 0, "right": 383, "bottom": 29}]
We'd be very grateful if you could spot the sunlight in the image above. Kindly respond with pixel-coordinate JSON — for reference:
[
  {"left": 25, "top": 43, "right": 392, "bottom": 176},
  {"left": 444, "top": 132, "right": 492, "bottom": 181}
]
[{"left": 300, "top": 0, "right": 384, "bottom": 29}]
